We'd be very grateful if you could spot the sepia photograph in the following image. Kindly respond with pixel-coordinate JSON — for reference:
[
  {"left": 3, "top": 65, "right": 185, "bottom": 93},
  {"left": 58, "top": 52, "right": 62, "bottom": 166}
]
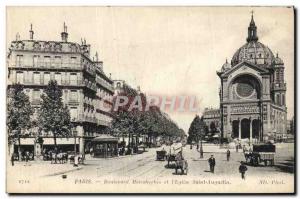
[{"left": 5, "top": 6, "right": 295, "bottom": 194}]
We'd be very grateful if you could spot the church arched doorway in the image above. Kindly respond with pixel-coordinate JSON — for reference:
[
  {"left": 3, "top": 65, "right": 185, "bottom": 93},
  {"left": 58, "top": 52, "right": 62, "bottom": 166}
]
[
  {"left": 241, "top": 119, "right": 250, "bottom": 138},
  {"left": 252, "top": 119, "right": 260, "bottom": 139},
  {"left": 232, "top": 120, "right": 239, "bottom": 138}
]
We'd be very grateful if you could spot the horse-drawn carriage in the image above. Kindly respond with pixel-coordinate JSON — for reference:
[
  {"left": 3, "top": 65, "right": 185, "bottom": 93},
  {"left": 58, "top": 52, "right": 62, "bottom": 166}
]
[
  {"left": 156, "top": 150, "right": 167, "bottom": 161},
  {"left": 166, "top": 143, "right": 188, "bottom": 175},
  {"left": 244, "top": 144, "right": 275, "bottom": 166},
  {"left": 174, "top": 152, "right": 188, "bottom": 175},
  {"left": 43, "top": 151, "right": 84, "bottom": 164}
]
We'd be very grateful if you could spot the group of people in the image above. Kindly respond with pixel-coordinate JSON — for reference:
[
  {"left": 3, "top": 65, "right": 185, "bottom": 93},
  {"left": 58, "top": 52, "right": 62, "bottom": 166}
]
[
  {"left": 207, "top": 149, "right": 248, "bottom": 180},
  {"left": 10, "top": 151, "right": 33, "bottom": 166}
]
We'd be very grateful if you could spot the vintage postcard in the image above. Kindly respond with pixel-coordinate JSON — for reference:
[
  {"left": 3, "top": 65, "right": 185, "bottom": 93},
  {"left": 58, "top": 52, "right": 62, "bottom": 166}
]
[{"left": 6, "top": 6, "right": 295, "bottom": 194}]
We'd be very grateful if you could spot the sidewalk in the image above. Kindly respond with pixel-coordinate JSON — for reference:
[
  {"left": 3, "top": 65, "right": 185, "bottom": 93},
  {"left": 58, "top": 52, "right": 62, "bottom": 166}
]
[{"left": 8, "top": 160, "right": 83, "bottom": 178}]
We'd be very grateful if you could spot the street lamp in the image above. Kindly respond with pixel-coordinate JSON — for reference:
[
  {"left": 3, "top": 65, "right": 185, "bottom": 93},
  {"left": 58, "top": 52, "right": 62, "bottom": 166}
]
[
  {"left": 198, "top": 129, "right": 204, "bottom": 159},
  {"left": 73, "top": 130, "right": 77, "bottom": 157}
]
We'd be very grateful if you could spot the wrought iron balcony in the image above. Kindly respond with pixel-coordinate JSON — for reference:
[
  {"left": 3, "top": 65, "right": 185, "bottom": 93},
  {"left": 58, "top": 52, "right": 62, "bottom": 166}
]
[
  {"left": 10, "top": 62, "right": 82, "bottom": 70},
  {"left": 83, "top": 64, "right": 96, "bottom": 76},
  {"left": 95, "top": 76, "right": 114, "bottom": 92}
]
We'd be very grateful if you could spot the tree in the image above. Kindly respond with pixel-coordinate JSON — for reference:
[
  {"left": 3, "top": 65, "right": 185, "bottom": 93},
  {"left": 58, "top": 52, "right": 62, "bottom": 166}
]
[
  {"left": 7, "top": 84, "right": 34, "bottom": 159},
  {"left": 187, "top": 115, "right": 206, "bottom": 143},
  {"left": 111, "top": 89, "right": 185, "bottom": 149},
  {"left": 38, "top": 80, "right": 71, "bottom": 155}
]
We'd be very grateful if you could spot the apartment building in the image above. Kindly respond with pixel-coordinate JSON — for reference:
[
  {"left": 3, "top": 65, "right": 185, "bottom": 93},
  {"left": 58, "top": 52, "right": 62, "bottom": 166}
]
[{"left": 7, "top": 24, "right": 114, "bottom": 155}]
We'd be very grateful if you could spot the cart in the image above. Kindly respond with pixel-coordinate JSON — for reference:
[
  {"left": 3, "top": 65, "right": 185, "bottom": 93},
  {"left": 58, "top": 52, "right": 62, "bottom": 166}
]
[
  {"left": 244, "top": 144, "right": 275, "bottom": 166},
  {"left": 156, "top": 150, "right": 167, "bottom": 161}
]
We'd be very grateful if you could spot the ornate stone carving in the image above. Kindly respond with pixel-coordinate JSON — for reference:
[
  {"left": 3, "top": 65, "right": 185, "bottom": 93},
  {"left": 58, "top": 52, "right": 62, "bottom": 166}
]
[
  {"left": 231, "top": 104, "right": 259, "bottom": 114},
  {"left": 33, "top": 42, "right": 41, "bottom": 51}
]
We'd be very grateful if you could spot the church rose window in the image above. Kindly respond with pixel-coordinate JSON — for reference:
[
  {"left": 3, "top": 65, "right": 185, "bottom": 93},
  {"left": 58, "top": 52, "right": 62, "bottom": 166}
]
[{"left": 236, "top": 81, "right": 254, "bottom": 97}]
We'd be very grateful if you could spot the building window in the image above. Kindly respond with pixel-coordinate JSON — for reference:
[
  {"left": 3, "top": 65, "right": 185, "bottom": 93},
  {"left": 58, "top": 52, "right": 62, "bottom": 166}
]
[
  {"left": 33, "top": 55, "right": 39, "bottom": 67},
  {"left": 70, "top": 57, "right": 77, "bottom": 68},
  {"left": 282, "top": 94, "right": 285, "bottom": 106},
  {"left": 54, "top": 73, "right": 61, "bottom": 84},
  {"left": 280, "top": 70, "right": 284, "bottom": 81},
  {"left": 16, "top": 71, "right": 24, "bottom": 84},
  {"left": 33, "top": 72, "right": 41, "bottom": 84},
  {"left": 263, "top": 105, "right": 267, "bottom": 112},
  {"left": 44, "top": 56, "right": 51, "bottom": 67},
  {"left": 33, "top": 90, "right": 40, "bottom": 99},
  {"left": 263, "top": 114, "right": 267, "bottom": 120},
  {"left": 70, "top": 73, "right": 77, "bottom": 85},
  {"left": 44, "top": 72, "right": 51, "bottom": 85},
  {"left": 54, "top": 56, "right": 61, "bottom": 67},
  {"left": 32, "top": 89, "right": 40, "bottom": 104},
  {"left": 276, "top": 94, "right": 281, "bottom": 106},
  {"left": 70, "top": 107, "right": 78, "bottom": 120},
  {"left": 16, "top": 55, "right": 23, "bottom": 67},
  {"left": 70, "top": 90, "right": 78, "bottom": 102},
  {"left": 276, "top": 71, "right": 280, "bottom": 81}
]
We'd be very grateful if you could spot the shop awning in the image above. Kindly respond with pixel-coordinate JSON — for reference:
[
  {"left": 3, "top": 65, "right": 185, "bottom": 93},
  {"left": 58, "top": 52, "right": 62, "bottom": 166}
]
[{"left": 92, "top": 134, "right": 118, "bottom": 142}]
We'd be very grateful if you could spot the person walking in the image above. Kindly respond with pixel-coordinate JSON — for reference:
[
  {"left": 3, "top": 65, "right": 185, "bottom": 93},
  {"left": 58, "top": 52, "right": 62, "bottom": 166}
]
[
  {"left": 11, "top": 153, "right": 15, "bottom": 166},
  {"left": 208, "top": 155, "right": 216, "bottom": 173},
  {"left": 24, "top": 151, "right": 30, "bottom": 166},
  {"left": 236, "top": 144, "right": 239, "bottom": 152},
  {"left": 226, "top": 149, "right": 230, "bottom": 161},
  {"left": 74, "top": 154, "right": 79, "bottom": 167},
  {"left": 239, "top": 161, "right": 248, "bottom": 180}
]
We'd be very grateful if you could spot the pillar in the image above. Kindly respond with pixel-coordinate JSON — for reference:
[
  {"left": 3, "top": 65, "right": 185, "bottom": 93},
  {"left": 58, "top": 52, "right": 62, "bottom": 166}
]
[
  {"left": 34, "top": 142, "right": 42, "bottom": 158},
  {"left": 250, "top": 119, "right": 253, "bottom": 145},
  {"left": 79, "top": 137, "right": 84, "bottom": 154},
  {"left": 238, "top": 119, "right": 241, "bottom": 140},
  {"left": 76, "top": 125, "right": 85, "bottom": 154}
]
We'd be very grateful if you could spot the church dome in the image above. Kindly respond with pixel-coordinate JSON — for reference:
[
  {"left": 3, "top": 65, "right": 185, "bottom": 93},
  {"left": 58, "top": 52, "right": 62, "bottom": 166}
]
[
  {"left": 230, "top": 14, "right": 275, "bottom": 67},
  {"left": 274, "top": 53, "right": 284, "bottom": 65},
  {"left": 231, "top": 41, "right": 275, "bottom": 67},
  {"left": 221, "top": 59, "right": 231, "bottom": 72}
]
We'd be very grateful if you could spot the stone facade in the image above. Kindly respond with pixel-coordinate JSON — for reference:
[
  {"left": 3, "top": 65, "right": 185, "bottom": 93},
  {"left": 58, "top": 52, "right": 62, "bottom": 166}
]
[
  {"left": 7, "top": 24, "right": 114, "bottom": 155},
  {"left": 202, "top": 108, "right": 221, "bottom": 132},
  {"left": 216, "top": 15, "right": 287, "bottom": 143}
]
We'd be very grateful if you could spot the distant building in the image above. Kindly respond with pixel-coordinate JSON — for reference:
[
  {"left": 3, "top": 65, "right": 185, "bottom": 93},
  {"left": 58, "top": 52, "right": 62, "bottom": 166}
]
[
  {"left": 113, "top": 80, "right": 139, "bottom": 96},
  {"left": 202, "top": 108, "right": 221, "bottom": 133},
  {"left": 217, "top": 14, "right": 287, "bottom": 143},
  {"left": 7, "top": 23, "right": 114, "bottom": 155}
]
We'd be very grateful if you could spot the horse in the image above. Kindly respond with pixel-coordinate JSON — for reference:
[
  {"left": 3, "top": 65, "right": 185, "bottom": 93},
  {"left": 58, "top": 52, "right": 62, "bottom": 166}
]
[
  {"left": 175, "top": 152, "right": 188, "bottom": 175},
  {"left": 68, "top": 153, "right": 85, "bottom": 164},
  {"left": 51, "top": 152, "right": 68, "bottom": 164},
  {"left": 244, "top": 152, "right": 252, "bottom": 163}
]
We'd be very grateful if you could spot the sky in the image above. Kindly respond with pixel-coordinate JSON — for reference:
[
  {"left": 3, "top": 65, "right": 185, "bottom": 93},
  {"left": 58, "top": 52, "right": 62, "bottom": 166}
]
[{"left": 6, "top": 6, "right": 294, "bottom": 132}]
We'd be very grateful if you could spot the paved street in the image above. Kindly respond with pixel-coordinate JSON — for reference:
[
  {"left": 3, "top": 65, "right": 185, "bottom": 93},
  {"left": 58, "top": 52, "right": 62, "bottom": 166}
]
[
  {"left": 8, "top": 143, "right": 294, "bottom": 179},
  {"left": 7, "top": 143, "right": 294, "bottom": 193}
]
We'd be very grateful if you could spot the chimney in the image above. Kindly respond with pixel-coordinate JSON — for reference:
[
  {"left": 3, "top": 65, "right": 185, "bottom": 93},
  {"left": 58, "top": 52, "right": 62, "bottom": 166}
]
[
  {"left": 29, "top": 24, "right": 34, "bottom": 40},
  {"left": 61, "top": 22, "right": 68, "bottom": 42},
  {"left": 16, "top": 32, "right": 20, "bottom": 41}
]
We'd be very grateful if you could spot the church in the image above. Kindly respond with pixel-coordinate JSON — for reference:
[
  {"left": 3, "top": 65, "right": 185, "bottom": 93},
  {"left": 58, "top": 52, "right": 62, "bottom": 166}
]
[{"left": 216, "top": 14, "right": 287, "bottom": 143}]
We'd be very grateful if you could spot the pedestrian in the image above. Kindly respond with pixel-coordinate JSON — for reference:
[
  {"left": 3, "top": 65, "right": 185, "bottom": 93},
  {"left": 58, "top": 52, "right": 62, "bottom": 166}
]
[
  {"left": 208, "top": 155, "right": 216, "bottom": 173},
  {"left": 236, "top": 145, "right": 239, "bottom": 152},
  {"left": 74, "top": 154, "right": 78, "bottom": 167},
  {"left": 11, "top": 153, "right": 15, "bottom": 166},
  {"left": 239, "top": 161, "right": 248, "bottom": 180},
  {"left": 25, "top": 151, "right": 29, "bottom": 162},
  {"left": 226, "top": 149, "right": 230, "bottom": 161}
]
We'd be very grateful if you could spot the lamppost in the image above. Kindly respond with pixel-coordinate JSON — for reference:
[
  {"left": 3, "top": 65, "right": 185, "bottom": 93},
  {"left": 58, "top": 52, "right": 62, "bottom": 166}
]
[
  {"left": 74, "top": 130, "right": 77, "bottom": 155},
  {"left": 199, "top": 129, "right": 204, "bottom": 159}
]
